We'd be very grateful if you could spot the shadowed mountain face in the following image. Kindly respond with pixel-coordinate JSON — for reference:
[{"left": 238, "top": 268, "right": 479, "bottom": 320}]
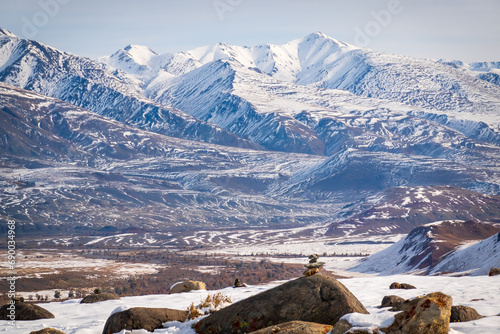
[{"left": 1, "top": 29, "right": 500, "bottom": 239}]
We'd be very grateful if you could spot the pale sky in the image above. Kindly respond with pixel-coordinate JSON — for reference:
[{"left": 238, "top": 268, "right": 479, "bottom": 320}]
[{"left": 0, "top": 0, "right": 499, "bottom": 62}]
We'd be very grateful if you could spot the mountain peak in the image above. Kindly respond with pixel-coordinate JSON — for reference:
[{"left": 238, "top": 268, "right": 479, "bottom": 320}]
[{"left": 0, "top": 27, "right": 17, "bottom": 38}]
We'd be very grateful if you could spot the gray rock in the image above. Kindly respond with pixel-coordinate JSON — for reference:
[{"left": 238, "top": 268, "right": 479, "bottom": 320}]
[
  {"left": 381, "top": 295, "right": 405, "bottom": 309},
  {"left": 102, "top": 307, "right": 188, "bottom": 334},
  {"left": 450, "top": 305, "right": 483, "bottom": 322},
  {"left": 389, "top": 282, "right": 416, "bottom": 290},
  {"left": 80, "top": 293, "right": 120, "bottom": 304},
  {"left": 0, "top": 302, "right": 54, "bottom": 320},
  {"left": 195, "top": 274, "right": 368, "bottom": 334},
  {"left": 249, "top": 321, "right": 333, "bottom": 334}
]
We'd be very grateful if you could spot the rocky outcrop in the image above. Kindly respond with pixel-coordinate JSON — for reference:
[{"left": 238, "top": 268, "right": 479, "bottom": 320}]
[
  {"left": 195, "top": 274, "right": 368, "bottom": 334},
  {"left": 80, "top": 293, "right": 120, "bottom": 304},
  {"left": 168, "top": 280, "right": 206, "bottom": 294},
  {"left": 102, "top": 307, "right": 188, "bottom": 334},
  {"left": 30, "top": 328, "right": 66, "bottom": 334},
  {"left": 380, "top": 295, "right": 405, "bottom": 309},
  {"left": 0, "top": 302, "right": 55, "bottom": 320},
  {"left": 450, "top": 305, "right": 483, "bottom": 322},
  {"left": 249, "top": 321, "right": 332, "bottom": 334},
  {"left": 489, "top": 267, "right": 500, "bottom": 276},
  {"left": 381, "top": 292, "right": 452, "bottom": 334},
  {"left": 389, "top": 282, "right": 416, "bottom": 290}
]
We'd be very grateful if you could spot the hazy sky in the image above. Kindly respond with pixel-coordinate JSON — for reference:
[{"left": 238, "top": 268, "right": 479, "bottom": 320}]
[{"left": 0, "top": 0, "right": 499, "bottom": 62}]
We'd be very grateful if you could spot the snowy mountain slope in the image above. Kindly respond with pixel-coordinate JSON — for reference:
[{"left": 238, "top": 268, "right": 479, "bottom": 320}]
[
  {"left": 0, "top": 83, "right": 340, "bottom": 234},
  {"left": 0, "top": 29, "right": 258, "bottom": 150},
  {"left": 105, "top": 32, "right": 500, "bottom": 131},
  {"left": 147, "top": 55, "right": 500, "bottom": 166},
  {"left": 326, "top": 186, "right": 500, "bottom": 237},
  {"left": 350, "top": 220, "right": 500, "bottom": 275},
  {"left": 430, "top": 230, "right": 500, "bottom": 275}
]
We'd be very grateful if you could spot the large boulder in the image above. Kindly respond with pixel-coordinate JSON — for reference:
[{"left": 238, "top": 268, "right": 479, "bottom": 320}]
[
  {"left": 382, "top": 292, "right": 452, "bottom": 334},
  {"left": 249, "top": 321, "right": 332, "bottom": 334},
  {"left": 169, "top": 280, "right": 206, "bottom": 294},
  {"left": 489, "top": 268, "right": 500, "bottom": 276},
  {"left": 0, "top": 302, "right": 54, "bottom": 320},
  {"left": 450, "top": 305, "right": 483, "bottom": 322},
  {"left": 80, "top": 293, "right": 120, "bottom": 304},
  {"left": 380, "top": 295, "right": 405, "bottom": 309},
  {"left": 30, "top": 328, "right": 66, "bottom": 334},
  {"left": 195, "top": 274, "right": 368, "bottom": 334},
  {"left": 102, "top": 307, "right": 188, "bottom": 334}
]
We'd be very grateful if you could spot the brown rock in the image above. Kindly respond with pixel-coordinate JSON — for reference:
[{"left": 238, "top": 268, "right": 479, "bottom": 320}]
[
  {"left": 102, "top": 307, "right": 189, "bottom": 334},
  {"left": 195, "top": 274, "right": 368, "bottom": 334},
  {"left": 80, "top": 292, "right": 120, "bottom": 304},
  {"left": 168, "top": 280, "right": 206, "bottom": 294},
  {"left": 381, "top": 295, "right": 405, "bottom": 309},
  {"left": 329, "top": 319, "right": 353, "bottom": 334},
  {"left": 381, "top": 292, "right": 452, "bottom": 334},
  {"left": 249, "top": 321, "right": 333, "bottom": 334},
  {"left": 450, "top": 305, "right": 483, "bottom": 322},
  {"left": 389, "top": 282, "right": 416, "bottom": 290},
  {"left": 0, "top": 302, "right": 55, "bottom": 320},
  {"left": 489, "top": 268, "right": 500, "bottom": 276},
  {"left": 30, "top": 328, "right": 66, "bottom": 334}
]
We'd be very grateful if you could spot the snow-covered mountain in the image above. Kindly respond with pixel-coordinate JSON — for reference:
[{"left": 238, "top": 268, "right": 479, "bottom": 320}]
[
  {"left": 2, "top": 28, "right": 500, "bottom": 239},
  {"left": 0, "top": 29, "right": 258, "bottom": 150},
  {"left": 350, "top": 220, "right": 500, "bottom": 275}
]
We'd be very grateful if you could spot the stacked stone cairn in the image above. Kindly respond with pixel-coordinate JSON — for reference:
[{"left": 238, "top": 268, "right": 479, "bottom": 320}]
[{"left": 303, "top": 254, "right": 325, "bottom": 276}]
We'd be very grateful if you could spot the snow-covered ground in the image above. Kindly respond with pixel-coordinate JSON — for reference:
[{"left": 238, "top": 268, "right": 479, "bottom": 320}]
[{"left": 1, "top": 274, "right": 499, "bottom": 333}]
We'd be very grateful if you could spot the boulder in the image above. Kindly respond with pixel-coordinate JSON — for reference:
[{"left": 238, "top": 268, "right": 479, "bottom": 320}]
[
  {"left": 329, "top": 319, "right": 353, "bottom": 334},
  {"left": 80, "top": 292, "right": 120, "bottom": 304},
  {"left": 450, "top": 305, "right": 483, "bottom": 322},
  {"left": 389, "top": 282, "right": 416, "bottom": 290},
  {"left": 249, "top": 321, "right": 332, "bottom": 334},
  {"left": 489, "top": 268, "right": 500, "bottom": 276},
  {"left": 381, "top": 292, "right": 452, "bottom": 334},
  {"left": 0, "top": 302, "right": 55, "bottom": 320},
  {"left": 169, "top": 280, "right": 206, "bottom": 294},
  {"left": 30, "top": 328, "right": 66, "bottom": 334},
  {"left": 381, "top": 295, "right": 405, "bottom": 309},
  {"left": 102, "top": 307, "right": 189, "bottom": 334},
  {"left": 195, "top": 274, "right": 368, "bottom": 334}
]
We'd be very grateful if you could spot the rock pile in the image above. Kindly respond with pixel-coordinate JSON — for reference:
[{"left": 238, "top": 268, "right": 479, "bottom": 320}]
[{"left": 303, "top": 254, "right": 325, "bottom": 276}]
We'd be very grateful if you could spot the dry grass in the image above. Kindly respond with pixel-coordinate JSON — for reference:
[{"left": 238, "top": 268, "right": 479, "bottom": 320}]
[{"left": 187, "top": 292, "right": 232, "bottom": 320}]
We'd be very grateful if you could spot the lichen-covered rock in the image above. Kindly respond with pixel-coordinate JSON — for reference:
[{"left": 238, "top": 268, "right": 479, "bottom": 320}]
[
  {"left": 0, "top": 302, "right": 54, "bottom": 320},
  {"left": 450, "top": 305, "right": 483, "bottom": 322},
  {"left": 168, "top": 280, "right": 206, "bottom": 294},
  {"left": 381, "top": 295, "right": 405, "bottom": 309},
  {"left": 80, "top": 293, "right": 120, "bottom": 304},
  {"left": 30, "top": 328, "right": 66, "bottom": 334},
  {"left": 389, "top": 282, "right": 416, "bottom": 290},
  {"left": 249, "top": 321, "right": 332, "bottom": 334},
  {"left": 102, "top": 307, "right": 188, "bottom": 334},
  {"left": 195, "top": 274, "right": 368, "bottom": 334},
  {"left": 382, "top": 292, "right": 452, "bottom": 334}
]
